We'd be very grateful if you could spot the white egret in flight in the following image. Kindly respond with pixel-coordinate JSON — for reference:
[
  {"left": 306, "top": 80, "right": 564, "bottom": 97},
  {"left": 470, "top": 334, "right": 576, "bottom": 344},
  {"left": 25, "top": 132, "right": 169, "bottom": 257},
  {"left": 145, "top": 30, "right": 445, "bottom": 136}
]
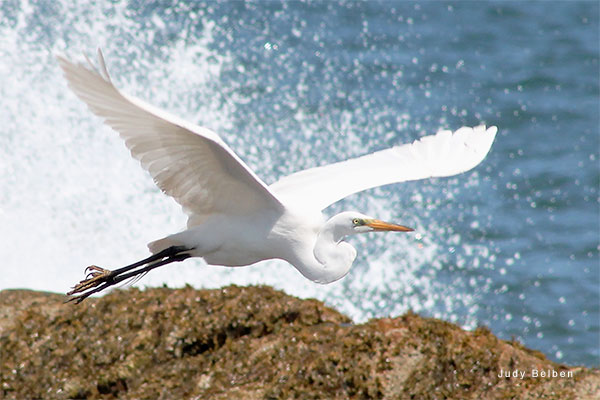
[{"left": 58, "top": 50, "right": 497, "bottom": 303}]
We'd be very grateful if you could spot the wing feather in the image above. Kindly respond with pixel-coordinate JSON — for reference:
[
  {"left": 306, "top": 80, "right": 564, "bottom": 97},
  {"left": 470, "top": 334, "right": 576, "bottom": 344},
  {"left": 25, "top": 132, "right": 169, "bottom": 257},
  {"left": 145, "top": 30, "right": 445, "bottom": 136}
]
[
  {"left": 270, "top": 125, "right": 497, "bottom": 212},
  {"left": 58, "top": 50, "right": 283, "bottom": 225}
]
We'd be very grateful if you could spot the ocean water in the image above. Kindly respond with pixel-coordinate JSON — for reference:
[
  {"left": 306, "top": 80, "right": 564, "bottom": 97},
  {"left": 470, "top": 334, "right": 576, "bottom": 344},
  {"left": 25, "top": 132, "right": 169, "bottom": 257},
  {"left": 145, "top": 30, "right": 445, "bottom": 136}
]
[{"left": 0, "top": 1, "right": 598, "bottom": 367}]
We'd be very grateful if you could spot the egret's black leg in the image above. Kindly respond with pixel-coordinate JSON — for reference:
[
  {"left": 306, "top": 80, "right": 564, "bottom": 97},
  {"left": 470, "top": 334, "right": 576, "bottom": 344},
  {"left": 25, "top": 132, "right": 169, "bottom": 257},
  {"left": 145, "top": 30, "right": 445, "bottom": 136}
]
[
  {"left": 111, "top": 245, "right": 189, "bottom": 276},
  {"left": 67, "top": 246, "right": 192, "bottom": 303}
]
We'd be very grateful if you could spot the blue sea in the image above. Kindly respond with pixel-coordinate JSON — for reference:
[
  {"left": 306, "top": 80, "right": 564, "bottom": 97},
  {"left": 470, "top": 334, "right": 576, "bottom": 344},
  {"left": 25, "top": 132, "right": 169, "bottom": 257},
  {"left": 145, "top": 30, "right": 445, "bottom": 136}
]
[{"left": 0, "top": 1, "right": 598, "bottom": 367}]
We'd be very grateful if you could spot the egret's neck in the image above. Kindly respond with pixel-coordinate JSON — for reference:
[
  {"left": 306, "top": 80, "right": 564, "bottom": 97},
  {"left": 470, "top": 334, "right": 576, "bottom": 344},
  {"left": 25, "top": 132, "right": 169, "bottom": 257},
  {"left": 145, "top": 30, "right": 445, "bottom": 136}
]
[
  {"left": 307, "top": 217, "right": 357, "bottom": 284},
  {"left": 314, "top": 220, "right": 346, "bottom": 256}
]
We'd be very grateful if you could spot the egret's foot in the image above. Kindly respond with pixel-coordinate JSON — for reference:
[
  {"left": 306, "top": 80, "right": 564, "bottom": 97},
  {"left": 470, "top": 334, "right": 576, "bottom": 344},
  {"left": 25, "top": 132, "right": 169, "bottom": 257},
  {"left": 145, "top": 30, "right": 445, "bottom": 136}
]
[
  {"left": 85, "top": 265, "right": 110, "bottom": 279},
  {"left": 67, "top": 265, "right": 114, "bottom": 299}
]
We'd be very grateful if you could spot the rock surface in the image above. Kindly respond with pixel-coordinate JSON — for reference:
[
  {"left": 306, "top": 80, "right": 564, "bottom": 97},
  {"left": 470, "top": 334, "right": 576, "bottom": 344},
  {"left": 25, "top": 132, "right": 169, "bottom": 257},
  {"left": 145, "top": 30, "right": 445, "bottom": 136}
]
[{"left": 0, "top": 285, "right": 597, "bottom": 399}]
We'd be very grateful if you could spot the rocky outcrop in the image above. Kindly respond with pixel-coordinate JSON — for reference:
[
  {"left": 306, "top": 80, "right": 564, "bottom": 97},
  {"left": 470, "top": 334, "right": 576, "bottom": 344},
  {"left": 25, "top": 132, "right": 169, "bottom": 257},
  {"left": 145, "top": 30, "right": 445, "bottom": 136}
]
[{"left": 1, "top": 286, "right": 597, "bottom": 399}]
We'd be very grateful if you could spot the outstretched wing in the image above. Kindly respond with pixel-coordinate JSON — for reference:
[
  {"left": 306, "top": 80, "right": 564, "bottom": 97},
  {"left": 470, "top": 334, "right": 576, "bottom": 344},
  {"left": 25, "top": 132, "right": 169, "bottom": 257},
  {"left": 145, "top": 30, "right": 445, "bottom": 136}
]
[
  {"left": 58, "top": 50, "right": 283, "bottom": 226},
  {"left": 270, "top": 125, "right": 497, "bottom": 212}
]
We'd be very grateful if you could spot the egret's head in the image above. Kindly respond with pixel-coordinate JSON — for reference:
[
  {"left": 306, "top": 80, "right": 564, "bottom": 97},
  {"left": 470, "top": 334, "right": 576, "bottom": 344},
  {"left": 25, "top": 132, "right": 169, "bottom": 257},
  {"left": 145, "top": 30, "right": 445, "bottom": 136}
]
[
  {"left": 351, "top": 215, "right": 413, "bottom": 234},
  {"left": 315, "top": 211, "right": 414, "bottom": 283},
  {"left": 330, "top": 211, "right": 414, "bottom": 236}
]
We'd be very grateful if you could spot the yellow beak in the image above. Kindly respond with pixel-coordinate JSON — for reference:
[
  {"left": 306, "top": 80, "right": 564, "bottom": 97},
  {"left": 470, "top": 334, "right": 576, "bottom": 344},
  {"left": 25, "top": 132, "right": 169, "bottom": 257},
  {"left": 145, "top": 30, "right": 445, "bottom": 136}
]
[{"left": 366, "top": 219, "right": 414, "bottom": 232}]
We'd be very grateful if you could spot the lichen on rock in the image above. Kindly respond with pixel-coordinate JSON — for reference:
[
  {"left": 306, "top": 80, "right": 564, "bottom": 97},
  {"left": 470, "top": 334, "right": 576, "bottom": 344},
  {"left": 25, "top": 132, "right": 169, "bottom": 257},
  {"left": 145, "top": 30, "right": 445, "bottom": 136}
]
[{"left": 0, "top": 286, "right": 598, "bottom": 399}]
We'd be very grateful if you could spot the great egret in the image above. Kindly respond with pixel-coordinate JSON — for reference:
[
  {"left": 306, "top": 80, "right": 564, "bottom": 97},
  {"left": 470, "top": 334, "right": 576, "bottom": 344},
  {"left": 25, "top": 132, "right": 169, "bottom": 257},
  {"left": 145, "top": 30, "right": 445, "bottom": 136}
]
[{"left": 58, "top": 50, "right": 497, "bottom": 303}]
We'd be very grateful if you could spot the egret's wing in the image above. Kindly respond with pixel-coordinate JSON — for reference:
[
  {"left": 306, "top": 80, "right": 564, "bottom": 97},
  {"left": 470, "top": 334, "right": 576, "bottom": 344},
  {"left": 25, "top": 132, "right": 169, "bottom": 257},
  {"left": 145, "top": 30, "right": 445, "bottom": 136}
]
[
  {"left": 270, "top": 126, "right": 497, "bottom": 212},
  {"left": 58, "top": 50, "right": 283, "bottom": 226}
]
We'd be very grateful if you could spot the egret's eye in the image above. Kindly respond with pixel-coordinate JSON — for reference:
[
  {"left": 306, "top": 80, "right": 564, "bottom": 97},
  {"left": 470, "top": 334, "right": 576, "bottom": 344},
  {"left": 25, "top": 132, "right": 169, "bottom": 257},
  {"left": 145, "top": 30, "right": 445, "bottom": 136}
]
[{"left": 352, "top": 218, "right": 361, "bottom": 226}]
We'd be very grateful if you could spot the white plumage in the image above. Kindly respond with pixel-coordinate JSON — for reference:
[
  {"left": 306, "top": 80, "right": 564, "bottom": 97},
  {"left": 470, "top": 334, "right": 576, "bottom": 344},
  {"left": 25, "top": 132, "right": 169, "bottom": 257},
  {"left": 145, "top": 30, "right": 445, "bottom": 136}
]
[
  {"left": 58, "top": 50, "right": 497, "bottom": 302},
  {"left": 58, "top": 52, "right": 282, "bottom": 225},
  {"left": 271, "top": 125, "right": 496, "bottom": 211}
]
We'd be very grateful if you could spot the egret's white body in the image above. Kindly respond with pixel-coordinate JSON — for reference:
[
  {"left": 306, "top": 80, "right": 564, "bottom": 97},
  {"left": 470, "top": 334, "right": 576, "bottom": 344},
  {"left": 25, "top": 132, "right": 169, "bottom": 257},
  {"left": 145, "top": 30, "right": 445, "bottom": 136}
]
[{"left": 58, "top": 50, "right": 497, "bottom": 302}]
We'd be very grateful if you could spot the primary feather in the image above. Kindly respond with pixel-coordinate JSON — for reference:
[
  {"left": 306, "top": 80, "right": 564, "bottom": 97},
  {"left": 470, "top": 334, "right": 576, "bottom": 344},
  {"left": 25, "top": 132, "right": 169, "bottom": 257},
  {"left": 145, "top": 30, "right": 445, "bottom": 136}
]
[
  {"left": 57, "top": 50, "right": 283, "bottom": 227},
  {"left": 270, "top": 126, "right": 497, "bottom": 212}
]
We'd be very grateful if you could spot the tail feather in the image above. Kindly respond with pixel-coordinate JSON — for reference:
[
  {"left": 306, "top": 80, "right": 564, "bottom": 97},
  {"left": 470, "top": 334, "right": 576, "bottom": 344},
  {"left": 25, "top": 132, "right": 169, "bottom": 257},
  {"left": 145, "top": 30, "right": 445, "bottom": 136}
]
[{"left": 148, "top": 236, "right": 178, "bottom": 255}]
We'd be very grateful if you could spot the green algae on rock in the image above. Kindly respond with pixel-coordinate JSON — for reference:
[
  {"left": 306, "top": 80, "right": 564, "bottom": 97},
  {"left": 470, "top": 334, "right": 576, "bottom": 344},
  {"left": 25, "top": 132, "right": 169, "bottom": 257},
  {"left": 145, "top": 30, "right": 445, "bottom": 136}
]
[{"left": 1, "top": 286, "right": 598, "bottom": 399}]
